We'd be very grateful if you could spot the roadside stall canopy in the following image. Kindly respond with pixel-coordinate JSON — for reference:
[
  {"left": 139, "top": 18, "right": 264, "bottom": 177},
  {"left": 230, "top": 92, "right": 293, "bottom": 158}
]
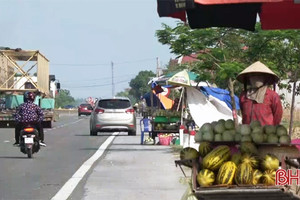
[
  {"left": 150, "top": 70, "right": 201, "bottom": 87},
  {"left": 157, "top": 0, "right": 300, "bottom": 31}
]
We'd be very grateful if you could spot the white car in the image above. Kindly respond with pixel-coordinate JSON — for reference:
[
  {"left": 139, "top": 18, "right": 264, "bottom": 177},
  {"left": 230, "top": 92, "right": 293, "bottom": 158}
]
[{"left": 89, "top": 97, "right": 136, "bottom": 136}]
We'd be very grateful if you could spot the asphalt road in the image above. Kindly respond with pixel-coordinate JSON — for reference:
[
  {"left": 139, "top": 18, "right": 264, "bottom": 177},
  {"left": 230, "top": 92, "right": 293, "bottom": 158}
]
[{"left": 0, "top": 112, "right": 112, "bottom": 200}]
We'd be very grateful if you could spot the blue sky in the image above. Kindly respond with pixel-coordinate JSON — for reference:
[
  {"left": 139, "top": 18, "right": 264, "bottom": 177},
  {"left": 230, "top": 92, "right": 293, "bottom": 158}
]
[{"left": 0, "top": 0, "right": 177, "bottom": 99}]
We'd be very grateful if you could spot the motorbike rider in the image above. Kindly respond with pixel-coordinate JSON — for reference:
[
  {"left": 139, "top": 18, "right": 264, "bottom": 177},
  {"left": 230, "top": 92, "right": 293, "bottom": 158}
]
[{"left": 14, "top": 92, "right": 46, "bottom": 147}]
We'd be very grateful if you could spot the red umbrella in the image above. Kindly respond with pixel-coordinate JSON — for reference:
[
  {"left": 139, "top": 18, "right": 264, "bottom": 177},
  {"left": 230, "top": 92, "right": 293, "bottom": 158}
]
[{"left": 157, "top": 0, "right": 300, "bottom": 31}]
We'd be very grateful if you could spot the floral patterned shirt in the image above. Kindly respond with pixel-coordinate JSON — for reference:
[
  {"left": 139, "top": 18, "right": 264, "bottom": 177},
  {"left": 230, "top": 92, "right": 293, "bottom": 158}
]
[{"left": 15, "top": 102, "right": 44, "bottom": 123}]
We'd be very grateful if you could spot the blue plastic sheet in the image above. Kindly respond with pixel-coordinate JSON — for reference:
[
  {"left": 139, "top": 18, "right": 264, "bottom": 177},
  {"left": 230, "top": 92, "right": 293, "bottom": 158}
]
[{"left": 199, "top": 86, "right": 240, "bottom": 110}]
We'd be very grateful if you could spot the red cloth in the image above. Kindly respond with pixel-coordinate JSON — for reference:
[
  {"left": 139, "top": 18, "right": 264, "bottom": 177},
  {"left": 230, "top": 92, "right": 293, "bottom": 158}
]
[
  {"left": 195, "top": 0, "right": 280, "bottom": 4},
  {"left": 239, "top": 88, "right": 283, "bottom": 126},
  {"left": 186, "top": 3, "right": 260, "bottom": 31},
  {"left": 260, "top": 0, "right": 300, "bottom": 30},
  {"left": 157, "top": 0, "right": 194, "bottom": 22}
]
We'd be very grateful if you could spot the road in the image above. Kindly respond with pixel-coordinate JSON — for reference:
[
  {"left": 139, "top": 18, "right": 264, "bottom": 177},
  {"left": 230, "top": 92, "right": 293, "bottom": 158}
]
[
  {"left": 0, "top": 112, "right": 114, "bottom": 200},
  {"left": 0, "top": 112, "right": 186, "bottom": 200}
]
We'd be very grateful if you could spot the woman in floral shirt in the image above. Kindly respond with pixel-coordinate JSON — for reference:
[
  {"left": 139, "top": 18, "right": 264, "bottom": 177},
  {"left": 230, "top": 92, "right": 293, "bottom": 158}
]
[{"left": 14, "top": 92, "right": 46, "bottom": 146}]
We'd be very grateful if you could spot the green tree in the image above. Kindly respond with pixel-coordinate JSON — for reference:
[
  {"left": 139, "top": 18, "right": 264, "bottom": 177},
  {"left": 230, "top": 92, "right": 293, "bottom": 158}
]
[
  {"left": 115, "top": 89, "right": 136, "bottom": 104},
  {"left": 55, "top": 89, "right": 75, "bottom": 108},
  {"left": 129, "top": 70, "right": 156, "bottom": 100}
]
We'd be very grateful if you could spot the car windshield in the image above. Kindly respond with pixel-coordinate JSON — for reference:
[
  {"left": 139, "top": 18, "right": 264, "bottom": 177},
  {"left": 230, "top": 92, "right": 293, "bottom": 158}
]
[
  {"left": 80, "top": 104, "right": 92, "bottom": 108},
  {"left": 98, "top": 99, "right": 131, "bottom": 109}
]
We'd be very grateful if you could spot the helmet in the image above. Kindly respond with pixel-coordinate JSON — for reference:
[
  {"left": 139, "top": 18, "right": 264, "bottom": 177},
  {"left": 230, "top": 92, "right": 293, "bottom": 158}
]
[{"left": 24, "top": 92, "right": 35, "bottom": 102}]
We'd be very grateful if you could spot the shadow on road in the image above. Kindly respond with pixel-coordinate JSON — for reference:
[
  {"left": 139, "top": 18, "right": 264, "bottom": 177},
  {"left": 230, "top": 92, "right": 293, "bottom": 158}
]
[
  {"left": 75, "top": 133, "right": 135, "bottom": 137},
  {"left": 0, "top": 156, "right": 33, "bottom": 159}
]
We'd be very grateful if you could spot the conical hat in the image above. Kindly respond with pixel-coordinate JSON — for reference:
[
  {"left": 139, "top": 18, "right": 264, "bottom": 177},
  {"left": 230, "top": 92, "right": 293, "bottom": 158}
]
[{"left": 236, "top": 61, "right": 279, "bottom": 84}]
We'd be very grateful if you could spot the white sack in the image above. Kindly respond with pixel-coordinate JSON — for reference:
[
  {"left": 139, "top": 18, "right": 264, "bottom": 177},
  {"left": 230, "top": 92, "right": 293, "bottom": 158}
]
[{"left": 186, "top": 87, "right": 241, "bottom": 128}]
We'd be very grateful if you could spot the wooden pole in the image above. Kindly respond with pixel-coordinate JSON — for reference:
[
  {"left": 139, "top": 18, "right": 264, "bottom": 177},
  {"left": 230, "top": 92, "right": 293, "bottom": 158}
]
[
  {"left": 289, "top": 69, "right": 299, "bottom": 137},
  {"left": 228, "top": 78, "right": 239, "bottom": 129}
]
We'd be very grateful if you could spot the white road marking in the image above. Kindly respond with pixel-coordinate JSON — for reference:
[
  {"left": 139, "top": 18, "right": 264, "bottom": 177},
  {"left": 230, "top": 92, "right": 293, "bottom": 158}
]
[{"left": 51, "top": 132, "right": 119, "bottom": 200}]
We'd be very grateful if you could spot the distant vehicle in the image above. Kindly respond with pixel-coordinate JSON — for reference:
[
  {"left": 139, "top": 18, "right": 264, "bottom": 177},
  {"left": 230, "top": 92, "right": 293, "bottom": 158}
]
[
  {"left": 89, "top": 97, "right": 136, "bottom": 136},
  {"left": 78, "top": 103, "right": 93, "bottom": 116},
  {"left": 64, "top": 105, "right": 76, "bottom": 109}
]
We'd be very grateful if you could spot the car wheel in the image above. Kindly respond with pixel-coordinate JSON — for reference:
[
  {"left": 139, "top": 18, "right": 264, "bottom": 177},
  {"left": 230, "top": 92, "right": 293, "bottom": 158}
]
[
  {"left": 90, "top": 129, "right": 97, "bottom": 136},
  {"left": 78, "top": 113, "right": 81, "bottom": 116},
  {"left": 128, "top": 130, "right": 136, "bottom": 136}
]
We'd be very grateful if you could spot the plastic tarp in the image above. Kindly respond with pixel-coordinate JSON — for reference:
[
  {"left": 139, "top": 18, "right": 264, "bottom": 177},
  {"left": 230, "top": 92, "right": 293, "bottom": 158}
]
[
  {"left": 199, "top": 86, "right": 240, "bottom": 110},
  {"left": 143, "top": 92, "right": 166, "bottom": 109},
  {"left": 186, "top": 87, "right": 241, "bottom": 128}
]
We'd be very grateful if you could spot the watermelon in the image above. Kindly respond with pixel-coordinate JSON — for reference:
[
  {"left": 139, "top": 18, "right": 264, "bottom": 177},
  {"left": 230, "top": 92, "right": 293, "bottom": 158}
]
[
  {"left": 267, "top": 134, "right": 279, "bottom": 144},
  {"left": 216, "top": 161, "right": 237, "bottom": 185},
  {"left": 194, "top": 130, "right": 203, "bottom": 142},
  {"left": 235, "top": 162, "right": 253, "bottom": 185},
  {"left": 231, "top": 152, "right": 242, "bottom": 166},
  {"left": 225, "top": 119, "right": 235, "bottom": 130},
  {"left": 197, "top": 169, "right": 215, "bottom": 187},
  {"left": 252, "top": 133, "right": 264, "bottom": 144},
  {"left": 276, "top": 125, "right": 288, "bottom": 136},
  {"left": 252, "top": 169, "right": 263, "bottom": 185},
  {"left": 200, "top": 123, "right": 213, "bottom": 133},
  {"left": 279, "top": 135, "right": 291, "bottom": 144},
  {"left": 180, "top": 147, "right": 199, "bottom": 160},
  {"left": 202, "top": 145, "right": 231, "bottom": 171},
  {"left": 222, "top": 130, "right": 234, "bottom": 142},
  {"left": 214, "top": 133, "right": 222, "bottom": 142},
  {"left": 214, "top": 122, "right": 225, "bottom": 135},
  {"left": 240, "top": 142, "right": 259, "bottom": 155},
  {"left": 241, "top": 153, "right": 260, "bottom": 169},
  {"left": 202, "top": 131, "right": 214, "bottom": 142},
  {"left": 198, "top": 142, "right": 213, "bottom": 158},
  {"left": 240, "top": 124, "right": 251, "bottom": 135},
  {"left": 261, "top": 154, "right": 279, "bottom": 171},
  {"left": 250, "top": 120, "right": 261, "bottom": 130},
  {"left": 264, "top": 125, "right": 276, "bottom": 135},
  {"left": 261, "top": 170, "right": 276, "bottom": 186},
  {"left": 234, "top": 134, "right": 242, "bottom": 142}
]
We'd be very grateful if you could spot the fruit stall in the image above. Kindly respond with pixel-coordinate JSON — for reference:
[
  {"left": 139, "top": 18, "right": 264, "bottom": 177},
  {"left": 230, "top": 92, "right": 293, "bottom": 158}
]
[
  {"left": 175, "top": 119, "right": 300, "bottom": 200},
  {"left": 151, "top": 109, "right": 181, "bottom": 143}
]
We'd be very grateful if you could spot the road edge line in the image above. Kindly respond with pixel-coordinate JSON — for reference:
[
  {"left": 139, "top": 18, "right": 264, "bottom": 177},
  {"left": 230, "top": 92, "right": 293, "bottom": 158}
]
[{"left": 51, "top": 132, "right": 119, "bottom": 200}]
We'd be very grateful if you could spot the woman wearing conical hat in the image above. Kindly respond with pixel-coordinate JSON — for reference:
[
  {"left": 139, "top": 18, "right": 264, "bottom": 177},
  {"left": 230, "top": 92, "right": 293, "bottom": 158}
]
[{"left": 237, "top": 61, "right": 283, "bottom": 126}]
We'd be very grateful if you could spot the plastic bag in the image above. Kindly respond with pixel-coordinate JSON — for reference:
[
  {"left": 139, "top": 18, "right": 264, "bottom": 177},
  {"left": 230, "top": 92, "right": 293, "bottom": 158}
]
[{"left": 180, "top": 178, "right": 198, "bottom": 200}]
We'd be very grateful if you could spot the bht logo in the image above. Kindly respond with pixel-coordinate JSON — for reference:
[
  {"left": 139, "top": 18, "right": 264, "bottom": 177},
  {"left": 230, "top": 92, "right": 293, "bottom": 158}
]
[{"left": 276, "top": 169, "right": 300, "bottom": 185}]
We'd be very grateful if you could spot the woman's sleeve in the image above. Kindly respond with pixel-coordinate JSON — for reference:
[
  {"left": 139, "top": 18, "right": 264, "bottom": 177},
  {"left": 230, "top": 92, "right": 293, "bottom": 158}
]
[{"left": 272, "top": 93, "right": 283, "bottom": 125}]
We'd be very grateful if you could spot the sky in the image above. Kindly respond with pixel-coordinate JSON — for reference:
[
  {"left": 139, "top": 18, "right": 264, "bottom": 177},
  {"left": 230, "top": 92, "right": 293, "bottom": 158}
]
[{"left": 0, "top": 0, "right": 178, "bottom": 99}]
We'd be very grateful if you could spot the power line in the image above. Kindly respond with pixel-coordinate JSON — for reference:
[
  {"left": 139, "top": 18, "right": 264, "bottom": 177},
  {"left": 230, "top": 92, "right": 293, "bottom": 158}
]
[
  {"left": 51, "top": 57, "right": 157, "bottom": 66},
  {"left": 66, "top": 80, "right": 130, "bottom": 88},
  {"left": 62, "top": 73, "right": 136, "bottom": 83}
]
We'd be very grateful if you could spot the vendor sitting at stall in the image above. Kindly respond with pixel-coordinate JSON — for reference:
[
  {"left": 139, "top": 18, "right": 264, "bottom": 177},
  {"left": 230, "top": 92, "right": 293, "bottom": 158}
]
[
  {"left": 172, "top": 98, "right": 181, "bottom": 111},
  {"left": 236, "top": 61, "right": 283, "bottom": 126}
]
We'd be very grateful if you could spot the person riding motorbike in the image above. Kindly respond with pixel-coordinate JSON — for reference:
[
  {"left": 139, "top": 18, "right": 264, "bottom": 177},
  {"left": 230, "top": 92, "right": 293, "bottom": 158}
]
[{"left": 14, "top": 92, "right": 46, "bottom": 147}]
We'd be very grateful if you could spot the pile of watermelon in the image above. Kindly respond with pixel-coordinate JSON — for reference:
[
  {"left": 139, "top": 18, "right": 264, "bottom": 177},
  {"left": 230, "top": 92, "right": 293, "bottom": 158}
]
[
  {"left": 195, "top": 119, "right": 291, "bottom": 144},
  {"left": 179, "top": 142, "right": 280, "bottom": 187}
]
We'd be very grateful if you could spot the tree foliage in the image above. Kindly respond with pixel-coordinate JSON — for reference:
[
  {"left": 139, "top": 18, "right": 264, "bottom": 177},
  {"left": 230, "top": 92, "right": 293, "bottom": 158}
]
[
  {"left": 156, "top": 22, "right": 300, "bottom": 98},
  {"left": 116, "top": 90, "right": 136, "bottom": 104},
  {"left": 55, "top": 89, "right": 75, "bottom": 108},
  {"left": 129, "top": 70, "right": 156, "bottom": 100}
]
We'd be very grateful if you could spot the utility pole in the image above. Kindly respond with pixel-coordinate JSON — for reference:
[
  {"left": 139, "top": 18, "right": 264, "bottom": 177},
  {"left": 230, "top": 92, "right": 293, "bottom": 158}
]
[
  {"left": 111, "top": 61, "right": 115, "bottom": 97},
  {"left": 156, "top": 57, "right": 161, "bottom": 77}
]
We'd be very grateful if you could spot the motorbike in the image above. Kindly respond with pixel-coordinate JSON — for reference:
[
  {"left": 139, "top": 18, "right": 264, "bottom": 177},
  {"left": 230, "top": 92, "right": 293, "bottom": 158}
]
[{"left": 19, "top": 125, "right": 40, "bottom": 158}]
